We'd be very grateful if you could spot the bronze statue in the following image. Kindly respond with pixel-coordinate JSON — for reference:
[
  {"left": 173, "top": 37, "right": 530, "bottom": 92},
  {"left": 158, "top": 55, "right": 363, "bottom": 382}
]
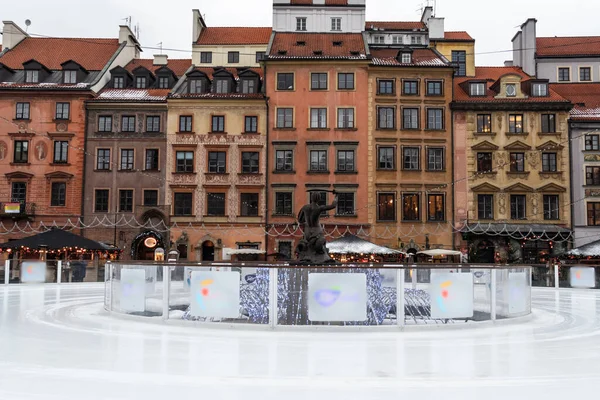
[{"left": 295, "top": 190, "right": 338, "bottom": 264}]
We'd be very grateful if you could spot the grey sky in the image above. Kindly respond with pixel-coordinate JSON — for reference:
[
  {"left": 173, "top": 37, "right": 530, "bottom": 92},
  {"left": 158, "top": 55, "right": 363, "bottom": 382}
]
[{"left": 2, "top": 0, "right": 598, "bottom": 66}]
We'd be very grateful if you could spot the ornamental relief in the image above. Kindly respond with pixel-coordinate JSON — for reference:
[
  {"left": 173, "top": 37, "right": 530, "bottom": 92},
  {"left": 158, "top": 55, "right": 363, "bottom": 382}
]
[
  {"left": 528, "top": 152, "right": 540, "bottom": 168},
  {"left": 585, "top": 189, "right": 600, "bottom": 197},
  {"left": 228, "top": 190, "right": 236, "bottom": 223},
  {"left": 238, "top": 175, "right": 264, "bottom": 185},
  {"left": 498, "top": 193, "right": 507, "bottom": 215},
  {"left": 531, "top": 193, "right": 540, "bottom": 217},
  {"left": 529, "top": 113, "right": 536, "bottom": 130},
  {"left": 496, "top": 151, "right": 508, "bottom": 170},
  {"left": 539, "top": 172, "right": 562, "bottom": 181},
  {"left": 496, "top": 113, "right": 504, "bottom": 130},
  {"left": 171, "top": 174, "right": 197, "bottom": 185},
  {"left": 205, "top": 174, "right": 230, "bottom": 185}
]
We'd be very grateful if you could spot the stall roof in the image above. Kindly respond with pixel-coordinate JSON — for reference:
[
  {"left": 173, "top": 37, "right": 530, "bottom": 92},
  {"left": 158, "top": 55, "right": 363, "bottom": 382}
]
[
  {"left": 228, "top": 249, "right": 266, "bottom": 255},
  {"left": 417, "top": 249, "right": 462, "bottom": 257},
  {"left": 0, "top": 229, "right": 113, "bottom": 251},
  {"left": 326, "top": 235, "right": 405, "bottom": 255},
  {"left": 564, "top": 239, "right": 600, "bottom": 257}
]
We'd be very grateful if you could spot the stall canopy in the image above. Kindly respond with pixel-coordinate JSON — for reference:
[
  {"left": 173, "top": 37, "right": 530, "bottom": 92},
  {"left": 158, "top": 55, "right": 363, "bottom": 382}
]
[
  {"left": 0, "top": 229, "right": 113, "bottom": 251},
  {"left": 326, "top": 235, "right": 405, "bottom": 255},
  {"left": 417, "top": 249, "right": 462, "bottom": 257},
  {"left": 564, "top": 239, "right": 600, "bottom": 258}
]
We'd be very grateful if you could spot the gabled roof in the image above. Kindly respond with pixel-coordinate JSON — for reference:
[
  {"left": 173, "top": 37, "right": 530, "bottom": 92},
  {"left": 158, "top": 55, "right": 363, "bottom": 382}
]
[
  {"left": 124, "top": 59, "right": 192, "bottom": 77},
  {"left": 370, "top": 48, "right": 450, "bottom": 67},
  {"left": 268, "top": 33, "right": 367, "bottom": 60},
  {"left": 537, "top": 36, "right": 600, "bottom": 58},
  {"left": 549, "top": 83, "right": 600, "bottom": 121},
  {"left": 434, "top": 31, "right": 475, "bottom": 42},
  {"left": 365, "top": 21, "right": 426, "bottom": 31},
  {"left": 196, "top": 27, "right": 272, "bottom": 45}
]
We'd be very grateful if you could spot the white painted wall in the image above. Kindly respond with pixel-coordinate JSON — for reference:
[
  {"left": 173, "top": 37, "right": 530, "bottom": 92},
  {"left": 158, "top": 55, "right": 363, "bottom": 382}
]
[
  {"left": 1, "top": 21, "right": 28, "bottom": 50},
  {"left": 365, "top": 32, "right": 428, "bottom": 46},
  {"left": 191, "top": 44, "right": 268, "bottom": 67},
  {"left": 273, "top": 7, "right": 365, "bottom": 33},
  {"left": 91, "top": 25, "right": 140, "bottom": 92}
]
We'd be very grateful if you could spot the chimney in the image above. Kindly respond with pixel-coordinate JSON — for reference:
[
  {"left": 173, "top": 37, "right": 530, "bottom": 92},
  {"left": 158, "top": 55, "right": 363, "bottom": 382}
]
[
  {"left": 520, "top": 18, "right": 537, "bottom": 76},
  {"left": 421, "top": 6, "right": 433, "bottom": 24},
  {"left": 428, "top": 17, "right": 445, "bottom": 40},
  {"left": 192, "top": 9, "right": 207, "bottom": 43},
  {"left": 313, "top": 0, "right": 325, "bottom": 4},
  {"left": 504, "top": 60, "right": 514, "bottom": 67},
  {"left": 1, "top": 21, "right": 28, "bottom": 50},
  {"left": 154, "top": 54, "right": 168, "bottom": 66}
]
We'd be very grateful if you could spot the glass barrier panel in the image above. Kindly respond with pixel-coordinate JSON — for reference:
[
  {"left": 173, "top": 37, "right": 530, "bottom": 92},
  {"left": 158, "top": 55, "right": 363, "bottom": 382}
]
[
  {"left": 110, "top": 264, "right": 163, "bottom": 317},
  {"left": 496, "top": 268, "right": 532, "bottom": 318}
]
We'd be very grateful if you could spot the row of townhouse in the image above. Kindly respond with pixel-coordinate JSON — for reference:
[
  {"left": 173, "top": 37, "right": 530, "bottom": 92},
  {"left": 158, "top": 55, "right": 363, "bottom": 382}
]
[{"left": 0, "top": 1, "right": 597, "bottom": 263}]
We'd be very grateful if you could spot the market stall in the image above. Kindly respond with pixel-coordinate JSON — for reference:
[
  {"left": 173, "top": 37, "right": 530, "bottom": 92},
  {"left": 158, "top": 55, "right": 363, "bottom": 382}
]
[{"left": 326, "top": 235, "right": 405, "bottom": 263}]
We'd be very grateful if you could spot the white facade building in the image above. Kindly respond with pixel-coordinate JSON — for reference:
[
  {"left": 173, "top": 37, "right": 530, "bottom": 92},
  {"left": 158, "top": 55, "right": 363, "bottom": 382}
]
[{"left": 272, "top": 0, "right": 366, "bottom": 33}]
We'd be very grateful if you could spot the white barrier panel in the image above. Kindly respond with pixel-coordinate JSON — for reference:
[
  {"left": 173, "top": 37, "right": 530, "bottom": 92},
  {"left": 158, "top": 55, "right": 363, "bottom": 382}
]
[
  {"left": 21, "top": 262, "right": 46, "bottom": 283},
  {"left": 570, "top": 267, "right": 596, "bottom": 289},
  {"left": 430, "top": 272, "right": 474, "bottom": 319},
  {"left": 379, "top": 269, "right": 397, "bottom": 288},
  {"left": 308, "top": 273, "right": 367, "bottom": 322},
  {"left": 183, "top": 267, "right": 211, "bottom": 291},
  {"left": 190, "top": 271, "right": 240, "bottom": 318},
  {"left": 509, "top": 272, "right": 529, "bottom": 314},
  {"left": 120, "top": 269, "right": 146, "bottom": 312}
]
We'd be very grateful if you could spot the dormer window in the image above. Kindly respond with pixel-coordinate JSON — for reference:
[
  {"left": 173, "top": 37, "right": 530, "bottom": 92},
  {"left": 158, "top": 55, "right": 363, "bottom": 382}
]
[
  {"left": 333, "top": 41, "right": 343, "bottom": 47},
  {"left": 506, "top": 84, "right": 516, "bottom": 97},
  {"left": 411, "top": 36, "right": 422, "bottom": 45},
  {"left": 136, "top": 76, "right": 147, "bottom": 89},
  {"left": 63, "top": 70, "right": 77, "bottom": 84},
  {"left": 215, "top": 79, "right": 229, "bottom": 94},
  {"left": 532, "top": 83, "right": 548, "bottom": 97},
  {"left": 158, "top": 76, "right": 169, "bottom": 89},
  {"left": 25, "top": 70, "right": 39, "bottom": 83},
  {"left": 331, "top": 18, "right": 341, "bottom": 32},
  {"left": 241, "top": 79, "right": 256, "bottom": 94},
  {"left": 296, "top": 17, "right": 307, "bottom": 31},
  {"left": 401, "top": 53, "right": 412, "bottom": 64},
  {"left": 189, "top": 79, "right": 205, "bottom": 94},
  {"left": 374, "top": 36, "right": 385, "bottom": 44},
  {"left": 114, "top": 76, "right": 125, "bottom": 89},
  {"left": 470, "top": 83, "right": 486, "bottom": 96},
  {"left": 296, "top": 41, "right": 306, "bottom": 46}
]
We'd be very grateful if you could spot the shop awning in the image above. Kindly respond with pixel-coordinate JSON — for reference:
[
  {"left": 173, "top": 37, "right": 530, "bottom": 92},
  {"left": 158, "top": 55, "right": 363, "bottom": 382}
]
[
  {"left": 228, "top": 249, "right": 266, "bottom": 255},
  {"left": 0, "top": 229, "right": 114, "bottom": 251},
  {"left": 461, "top": 223, "right": 571, "bottom": 240},
  {"left": 326, "top": 235, "right": 405, "bottom": 255},
  {"left": 417, "top": 249, "right": 462, "bottom": 257},
  {"left": 564, "top": 239, "right": 600, "bottom": 257}
]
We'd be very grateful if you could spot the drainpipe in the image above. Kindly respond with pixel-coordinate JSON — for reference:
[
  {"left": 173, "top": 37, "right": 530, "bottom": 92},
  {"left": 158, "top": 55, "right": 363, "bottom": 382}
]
[
  {"left": 264, "top": 62, "right": 270, "bottom": 256},
  {"left": 568, "top": 121, "right": 574, "bottom": 250},
  {"left": 451, "top": 84, "right": 456, "bottom": 251},
  {"left": 81, "top": 99, "right": 90, "bottom": 238}
]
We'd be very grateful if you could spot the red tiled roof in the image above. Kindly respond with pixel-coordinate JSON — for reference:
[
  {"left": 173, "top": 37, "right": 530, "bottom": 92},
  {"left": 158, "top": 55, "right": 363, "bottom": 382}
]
[
  {"left": 371, "top": 48, "right": 449, "bottom": 67},
  {"left": 269, "top": 33, "right": 366, "bottom": 59},
  {"left": 94, "top": 88, "right": 171, "bottom": 102},
  {"left": 442, "top": 31, "right": 474, "bottom": 41},
  {"left": 196, "top": 27, "right": 272, "bottom": 45},
  {"left": 290, "top": 0, "right": 349, "bottom": 4},
  {"left": 0, "top": 37, "right": 121, "bottom": 70},
  {"left": 125, "top": 59, "right": 191, "bottom": 77},
  {"left": 537, "top": 37, "right": 600, "bottom": 58},
  {"left": 365, "top": 21, "right": 426, "bottom": 30},
  {"left": 570, "top": 107, "right": 600, "bottom": 121},
  {"left": 549, "top": 83, "right": 600, "bottom": 109}
]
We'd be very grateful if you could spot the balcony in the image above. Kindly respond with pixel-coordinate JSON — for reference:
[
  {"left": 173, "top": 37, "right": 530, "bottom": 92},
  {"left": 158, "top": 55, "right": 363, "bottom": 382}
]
[{"left": 0, "top": 202, "right": 36, "bottom": 219}]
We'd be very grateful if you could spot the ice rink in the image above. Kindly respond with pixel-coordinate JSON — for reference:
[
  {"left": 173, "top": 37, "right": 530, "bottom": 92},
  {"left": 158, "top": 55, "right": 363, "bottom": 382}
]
[{"left": 1, "top": 283, "right": 599, "bottom": 400}]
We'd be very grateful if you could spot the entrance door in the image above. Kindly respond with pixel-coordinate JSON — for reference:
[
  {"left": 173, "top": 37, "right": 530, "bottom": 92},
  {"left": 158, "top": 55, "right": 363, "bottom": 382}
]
[{"left": 202, "top": 241, "right": 215, "bottom": 261}]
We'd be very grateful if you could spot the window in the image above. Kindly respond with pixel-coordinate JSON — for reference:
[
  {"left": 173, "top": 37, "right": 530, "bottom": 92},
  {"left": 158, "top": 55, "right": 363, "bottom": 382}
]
[
  {"left": 25, "top": 70, "right": 39, "bottom": 83},
  {"left": 241, "top": 79, "right": 256, "bottom": 94},
  {"left": 544, "top": 195, "right": 559, "bottom": 220},
  {"left": 171, "top": 193, "right": 192, "bottom": 216},
  {"left": 427, "top": 108, "right": 444, "bottom": 130},
  {"left": 296, "top": 17, "right": 307, "bottom": 31},
  {"left": 510, "top": 195, "right": 527, "bottom": 220},
  {"left": 331, "top": 17, "right": 341, "bottom": 31},
  {"left": 242, "top": 152, "right": 259, "bottom": 174},
  {"left": 452, "top": 50, "right": 467, "bottom": 77},
  {"left": 378, "top": 193, "right": 396, "bottom": 221},
  {"left": 215, "top": 79, "right": 229, "bottom": 93},
  {"left": 470, "top": 83, "right": 486, "bottom": 96},
  {"left": 378, "top": 79, "right": 394, "bottom": 95},
  {"left": 586, "top": 166, "right": 600, "bottom": 185},
  {"left": 63, "top": 70, "right": 77, "bottom": 84},
  {"left": 11, "top": 182, "right": 27, "bottom": 204},
  {"left": 278, "top": 241, "right": 293, "bottom": 259},
  {"left": 239, "top": 193, "right": 259, "bottom": 217},
  {"left": 200, "top": 52, "right": 212, "bottom": 64},
  {"left": 55, "top": 103, "right": 70, "bottom": 120},
  {"left": 309, "top": 150, "right": 328, "bottom": 172},
  {"left": 96, "top": 149, "right": 110, "bottom": 170},
  {"left": 277, "top": 73, "right": 294, "bottom": 90},
  {"left": 374, "top": 36, "right": 385, "bottom": 44},
  {"left": 587, "top": 202, "right": 600, "bottom": 226},
  {"left": 207, "top": 193, "right": 226, "bottom": 216},
  {"left": 158, "top": 76, "right": 169, "bottom": 89},
  {"left": 558, "top": 67, "right": 570, "bottom": 82},
  {"left": 121, "top": 116, "right": 136, "bottom": 132},
  {"left": 401, "top": 53, "right": 412, "bottom": 64},
  {"left": 275, "top": 150, "right": 293, "bottom": 172},
  {"left": 211, "top": 115, "right": 225, "bottom": 132},
  {"left": 402, "top": 108, "right": 419, "bottom": 130},
  {"left": 477, "top": 152, "right": 493, "bottom": 172},
  {"left": 510, "top": 153, "right": 525, "bottom": 172},
  {"left": 311, "top": 73, "right": 328, "bottom": 90},
  {"left": 378, "top": 147, "right": 394, "bottom": 170},
  {"left": 275, "top": 192, "right": 293, "bottom": 215},
  {"left": 50, "top": 182, "right": 66, "bottom": 206},
  {"left": 403, "top": 147, "right": 420, "bottom": 170},
  {"left": 98, "top": 116, "right": 112, "bottom": 132},
  {"left": 179, "top": 116, "right": 192, "bottom": 132},
  {"left": 276, "top": 108, "right": 293, "bottom": 128},
  {"left": 176, "top": 151, "right": 194, "bottom": 173},
  {"left": 478, "top": 195, "right": 494, "bottom": 220},
  {"left": 337, "top": 150, "right": 355, "bottom": 172},
  {"left": 206, "top": 152, "right": 225, "bottom": 174},
  {"left": 586, "top": 135, "right": 600, "bottom": 151},
  {"left": 135, "top": 76, "right": 147, "bottom": 89},
  {"left": 506, "top": 83, "right": 516, "bottom": 97},
  {"left": 120, "top": 149, "right": 134, "bottom": 170},
  {"left": 227, "top": 51, "right": 240, "bottom": 64},
  {"left": 532, "top": 83, "right": 548, "bottom": 97},
  {"left": 427, "top": 148, "right": 444, "bottom": 171},
  {"left": 411, "top": 36, "right": 422, "bottom": 45},
  {"left": 119, "top": 190, "right": 133, "bottom": 212},
  {"left": 189, "top": 79, "right": 204, "bottom": 94},
  {"left": 53, "top": 141, "right": 68, "bottom": 163},
  {"left": 337, "top": 108, "right": 354, "bottom": 129},
  {"left": 336, "top": 193, "right": 355, "bottom": 216},
  {"left": 378, "top": 107, "right": 395, "bottom": 129},
  {"left": 146, "top": 116, "right": 160, "bottom": 132},
  {"left": 338, "top": 73, "right": 354, "bottom": 90},
  {"left": 113, "top": 76, "right": 124, "bottom": 89},
  {"left": 542, "top": 153, "right": 557, "bottom": 172},
  {"left": 403, "top": 193, "right": 420, "bottom": 221},
  {"left": 428, "top": 194, "right": 444, "bottom": 221},
  {"left": 580, "top": 67, "right": 592, "bottom": 82},
  {"left": 255, "top": 52, "right": 266, "bottom": 63},
  {"left": 392, "top": 36, "right": 403, "bottom": 45},
  {"left": 145, "top": 149, "right": 159, "bottom": 171},
  {"left": 16, "top": 102, "right": 30, "bottom": 120},
  {"left": 94, "top": 189, "right": 109, "bottom": 213},
  {"left": 144, "top": 190, "right": 158, "bottom": 206},
  {"left": 245, "top": 116, "right": 258, "bottom": 133},
  {"left": 310, "top": 108, "right": 327, "bottom": 128},
  {"left": 508, "top": 114, "right": 524, "bottom": 133},
  {"left": 13, "top": 141, "right": 28, "bottom": 163},
  {"left": 426, "top": 81, "right": 443, "bottom": 96},
  {"left": 477, "top": 114, "right": 492, "bottom": 133},
  {"left": 541, "top": 114, "right": 556, "bottom": 133},
  {"left": 403, "top": 80, "right": 418, "bottom": 95}
]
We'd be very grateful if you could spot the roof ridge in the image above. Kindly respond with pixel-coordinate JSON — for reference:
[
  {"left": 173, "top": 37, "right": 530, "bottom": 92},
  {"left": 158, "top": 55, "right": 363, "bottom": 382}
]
[
  {"left": 538, "top": 35, "right": 600, "bottom": 39},
  {"left": 202, "top": 26, "right": 271, "bottom": 29}
]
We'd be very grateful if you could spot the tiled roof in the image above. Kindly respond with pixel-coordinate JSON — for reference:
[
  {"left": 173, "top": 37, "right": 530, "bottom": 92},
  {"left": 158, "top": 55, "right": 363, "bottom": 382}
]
[
  {"left": 370, "top": 48, "right": 450, "bottom": 67},
  {"left": 365, "top": 21, "right": 426, "bottom": 30},
  {"left": 549, "top": 83, "right": 600, "bottom": 109},
  {"left": 0, "top": 37, "right": 121, "bottom": 70},
  {"left": 125, "top": 59, "right": 191, "bottom": 77},
  {"left": 537, "top": 36, "right": 600, "bottom": 58},
  {"left": 289, "top": 0, "right": 349, "bottom": 4},
  {"left": 196, "top": 27, "right": 272, "bottom": 45},
  {"left": 571, "top": 107, "right": 600, "bottom": 121},
  {"left": 94, "top": 88, "right": 171, "bottom": 102},
  {"left": 268, "top": 33, "right": 367, "bottom": 60},
  {"left": 441, "top": 31, "right": 474, "bottom": 41}
]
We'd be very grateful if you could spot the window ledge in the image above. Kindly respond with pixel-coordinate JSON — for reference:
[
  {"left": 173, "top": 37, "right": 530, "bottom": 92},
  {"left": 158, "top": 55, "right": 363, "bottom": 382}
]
[
  {"left": 209, "top": 132, "right": 227, "bottom": 135},
  {"left": 376, "top": 93, "right": 396, "bottom": 97},
  {"left": 539, "top": 171, "right": 562, "bottom": 175},
  {"left": 335, "top": 171, "right": 358, "bottom": 174},
  {"left": 272, "top": 127, "right": 296, "bottom": 131},
  {"left": 118, "top": 169, "right": 136, "bottom": 173},
  {"left": 507, "top": 171, "right": 530, "bottom": 176},
  {"left": 334, "top": 128, "right": 358, "bottom": 131},
  {"left": 376, "top": 128, "right": 397, "bottom": 131},
  {"left": 474, "top": 132, "right": 496, "bottom": 137},
  {"left": 96, "top": 131, "right": 114, "bottom": 135},
  {"left": 401, "top": 169, "right": 422, "bottom": 172},
  {"left": 272, "top": 214, "right": 294, "bottom": 217},
  {"left": 272, "top": 170, "right": 296, "bottom": 174},
  {"left": 506, "top": 132, "right": 529, "bottom": 137},
  {"left": 10, "top": 162, "right": 31, "bottom": 166},
  {"left": 334, "top": 214, "right": 358, "bottom": 218},
  {"left": 237, "top": 215, "right": 262, "bottom": 218},
  {"left": 307, "top": 128, "right": 331, "bottom": 132},
  {"left": 376, "top": 169, "right": 397, "bottom": 172},
  {"left": 476, "top": 171, "right": 498, "bottom": 176},
  {"left": 239, "top": 172, "right": 263, "bottom": 176},
  {"left": 377, "top": 220, "right": 397, "bottom": 223},
  {"left": 205, "top": 172, "right": 229, "bottom": 176},
  {"left": 177, "top": 131, "right": 195, "bottom": 134},
  {"left": 93, "top": 169, "right": 112, "bottom": 173},
  {"left": 52, "top": 119, "right": 71, "bottom": 123},
  {"left": 144, "top": 169, "right": 161, "bottom": 173},
  {"left": 203, "top": 215, "right": 227, "bottom": 218},
  {"left": 242, "top": 132, "right": 261, "bottom": 135},
  {"left": 538, "top": 132, "right": 560, "bottom": 136},
  {"left": 424, "top": 129, "right": 447, "bottom": 132},
  {"left": 13, "top": 119, "right": 31, "bottom": 122},
  {"left": 426, "top": 220, "right": 446, "bottom": 223},
  {"left": 425, "top": 169, "right": 446, "bottom": 173},
  {"left": 172, "top": 172, "right": 196, "bottom": 175},
  {"left": 306, "top": 170, "right": 330, "bottom": 174}
]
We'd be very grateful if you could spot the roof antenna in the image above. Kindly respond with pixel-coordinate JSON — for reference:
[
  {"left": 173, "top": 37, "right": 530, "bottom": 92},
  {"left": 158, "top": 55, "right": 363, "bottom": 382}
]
[
  {"left": 122, "top": 16, "right": 132, "bottom": 28},
  {"left": 157, "top": 42, "right": 163, "bottom": 54},
  {"left": 24, "top": 19, "right": 31, "bottom": 32}
]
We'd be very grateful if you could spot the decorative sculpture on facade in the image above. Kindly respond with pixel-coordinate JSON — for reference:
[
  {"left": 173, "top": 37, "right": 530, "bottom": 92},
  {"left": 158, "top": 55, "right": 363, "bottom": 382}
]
[{"left": 295, "top": 190, "right": 338, "bottom": 264}]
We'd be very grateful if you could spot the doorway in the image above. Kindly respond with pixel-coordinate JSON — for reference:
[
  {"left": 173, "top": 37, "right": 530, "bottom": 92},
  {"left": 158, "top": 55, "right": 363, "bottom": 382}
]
[{"left": 202, "top": 241, "right": 215, "bottom": 261}]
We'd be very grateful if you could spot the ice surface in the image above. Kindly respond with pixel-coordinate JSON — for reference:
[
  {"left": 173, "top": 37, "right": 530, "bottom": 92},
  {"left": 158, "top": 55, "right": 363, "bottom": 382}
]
[{"left": 0, "top": 284, "right": 600, "bottom": 399}]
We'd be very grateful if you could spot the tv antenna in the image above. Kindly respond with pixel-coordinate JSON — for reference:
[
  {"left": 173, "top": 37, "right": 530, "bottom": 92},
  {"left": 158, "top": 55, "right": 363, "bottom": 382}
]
[
  {"left": 122, "top": 16, "right": 132, "bottom": 28},
  {"left": 24, "top": 19, "right": 31, "bottom": 32},
  {"left": 157, "top": 42, "right": 163, "bottom": 54}
]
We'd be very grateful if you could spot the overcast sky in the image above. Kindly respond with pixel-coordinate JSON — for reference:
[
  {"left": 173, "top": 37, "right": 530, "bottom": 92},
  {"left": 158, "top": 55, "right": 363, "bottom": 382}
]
[{"left": 2, "top": 0, "right": 599, "bottom": 65}]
